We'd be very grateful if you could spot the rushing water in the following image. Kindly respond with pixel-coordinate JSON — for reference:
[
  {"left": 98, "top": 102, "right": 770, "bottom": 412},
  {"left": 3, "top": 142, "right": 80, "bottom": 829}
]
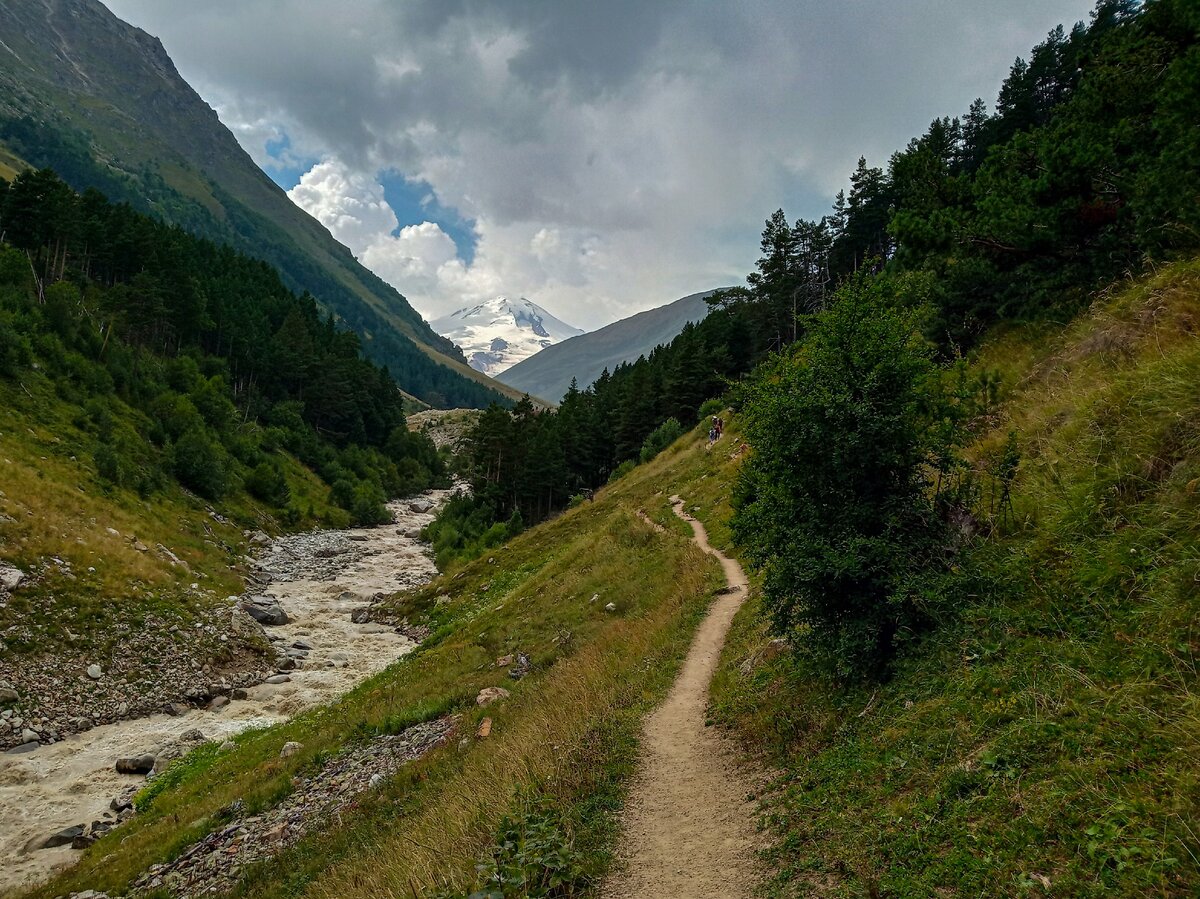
[{"left": 0, "top": 491, "right": 450, "bottom": 894}]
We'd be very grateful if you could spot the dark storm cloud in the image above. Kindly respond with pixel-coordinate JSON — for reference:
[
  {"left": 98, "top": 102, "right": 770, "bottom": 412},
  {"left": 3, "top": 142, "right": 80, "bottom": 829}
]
[{"left": 101, "top": 0, "right": 1097, "bottom": 325}]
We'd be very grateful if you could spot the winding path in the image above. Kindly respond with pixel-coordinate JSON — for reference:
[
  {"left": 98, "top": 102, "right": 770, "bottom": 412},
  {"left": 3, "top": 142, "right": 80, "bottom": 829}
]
[{"left": 602, "top": 495, "right": 761, "bottom": 899}]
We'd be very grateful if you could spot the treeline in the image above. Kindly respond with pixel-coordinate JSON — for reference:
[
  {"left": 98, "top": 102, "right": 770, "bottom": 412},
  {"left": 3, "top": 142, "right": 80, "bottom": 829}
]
[
  {"left": 0, "top": 168, "right": 444, "bottom": 525},
  {"left": 432, "top": 0, "right": 1199, "bottom": 577},
  {"left": 0, "top": 114, "right": 508, "bottom": 410}
]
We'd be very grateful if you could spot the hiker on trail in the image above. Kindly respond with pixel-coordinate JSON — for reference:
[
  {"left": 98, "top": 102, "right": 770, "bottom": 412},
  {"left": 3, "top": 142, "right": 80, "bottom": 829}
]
[
  {"left": 707, "top": 425, "right": 717, "bottom": 446},
  {"left": 716, "top": 417, "right": 724, "bottom": 437}
]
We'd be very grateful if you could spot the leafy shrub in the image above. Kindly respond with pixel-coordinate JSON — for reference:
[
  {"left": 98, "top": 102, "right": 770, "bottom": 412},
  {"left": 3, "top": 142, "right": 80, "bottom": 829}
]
[
  {"left": 697, "top": 397, "right": 725, "bottom": 423},
  {"left": 638, "top": 417, "right": 684, "bottom": 464},
  {"left": 732, "top": 275, "right": 958, "bottom": 679},
  {"left": 245, "top": 460, "right": 291, "bottom": 506},
  {"left": 607, "top": 460, "right": 636, "bottom": 483},
  {"left": 172, "top": 427, "right": 229, "bottom": 500},
  {"left": 435, "top": 796, "right": 589, "bottom": 898}
]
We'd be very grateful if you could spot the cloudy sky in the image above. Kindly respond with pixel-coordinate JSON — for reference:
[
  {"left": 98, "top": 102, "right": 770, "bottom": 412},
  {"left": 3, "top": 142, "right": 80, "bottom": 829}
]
[{"left": 103, "top": 0, "right": 1094, "bottom": 330}]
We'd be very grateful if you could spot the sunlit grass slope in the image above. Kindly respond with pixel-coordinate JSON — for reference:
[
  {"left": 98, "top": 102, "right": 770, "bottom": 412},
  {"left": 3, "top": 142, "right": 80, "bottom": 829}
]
[
  {"left": 25, "top": 424, "right": 735, "bottom": 898},
  {"left": 709, "top": 258, "right": 1200, "bottom": 897},
  {"left": 0, "top": 368, "right": 338, "bottom": 657}
]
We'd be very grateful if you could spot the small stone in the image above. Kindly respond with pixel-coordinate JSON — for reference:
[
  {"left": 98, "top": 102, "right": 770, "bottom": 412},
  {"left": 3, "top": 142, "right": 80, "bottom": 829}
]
[
  {"left": 115, "top": 755, "right": 156, "bottom": 775},
  {"left": 106, "top": 527, "right": 121, "bottom": 537},
  {"left": 110, "top": 796, "right": 133, "bottom": 813},
  {"left": 495, "top": 655, "right": 513, "bottom": 668},
  {"left": 86, "top": 664, "right": 103, "bottom": 680},
  {"left": 231, "top": 688, "right": 249, "bottom": 700},
  {"left": 279, "top": 741, "right": 302, "bottom": 759},
  {"left": 605, "top": 602, "right": 617, "bottom": 612},
  {"left": 0, "top": 564, "right": 25, "bottom": 591},
  {"left": 20, "top": 727, "right": 39, "bottom": 743},
  {"left": 0, "top": 682, "right": 17, "bottom": 705},
  {"left": 291, "top": 640, "right": 313, "bottom": 651},
  {"left": 476, "top": 717, "right": 493, "bottom": 739},
  {"left": 219, "top": 740, "right": 235, "bottom": 752},
  {"left": 208, "top": 696, "right": 230, "bottom": 711},
  {"left": 369, "top": 773, "right": 384, "bottom": 789},
  {"left": 475, "top": 686, "right": 510, "bottom": 707},
  {"left": 349, "top": 607, "right": 372, "bottom": 624},
  {"left": 264, "top": 674, "right": 291, "bottom": 685},
  {"left": 132, "top": 541, "right": 149, "bottom": 553},
  {"left": 164, "top": 703, "right": 189, "bottom": 717},
  {"left": 358, "top": 623, "right": 391, "bottom": 634}
]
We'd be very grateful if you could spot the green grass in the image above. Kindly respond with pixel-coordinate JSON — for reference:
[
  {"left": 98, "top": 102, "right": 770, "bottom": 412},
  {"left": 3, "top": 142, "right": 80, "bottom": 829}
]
[
  {"left": 0, "top": 364, "right": 342, "bottom": 659},
  {"left": 707, "top": 258, "right": 1200, "bottom": 897},
  {"left": 21, "top": 425, "right": 728, "bottom": 899}
]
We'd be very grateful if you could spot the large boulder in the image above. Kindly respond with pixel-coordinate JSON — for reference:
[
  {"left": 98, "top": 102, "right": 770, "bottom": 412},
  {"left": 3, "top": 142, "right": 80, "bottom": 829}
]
[
  {"left": 407, "top": 499, "right": 434, "bottom": 514},
  {"left": 240, "top": 597, "right": 289, "bottom": 626},
  {"left": 0, "top": 564, "right": 25, "bottom": 591},
  {"left": 41, "top": 825, "right": 85, "bottom": 849},
  {"left": 115, "top": 754, "right": 156, "bottom": 775}
]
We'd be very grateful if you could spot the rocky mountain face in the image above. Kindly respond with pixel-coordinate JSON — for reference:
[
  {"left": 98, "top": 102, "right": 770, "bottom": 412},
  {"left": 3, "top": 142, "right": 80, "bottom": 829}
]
[
  {"left": 432, "top": 296, "right": 584, "bottom": 376},
  {"left": 0, "top": 0, "right": 515, "bottom": 408},
  {"left": 496, "top": 289, "right": 723, "bottom": 403}
]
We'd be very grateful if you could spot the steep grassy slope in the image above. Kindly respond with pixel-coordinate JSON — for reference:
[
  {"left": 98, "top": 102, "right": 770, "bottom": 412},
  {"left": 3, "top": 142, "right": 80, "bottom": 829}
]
[
  {"left": 708, "top": 259, "right": 1200, "bottom": 897},
  {"left": 23, "top": 424, "right": 731, "bottom": 899},
  {"left": 0, "top": 366, "right": 342, "bottom": 661},
  {"left": 0, "top": 0, "right": 521, "bottom": 408}
]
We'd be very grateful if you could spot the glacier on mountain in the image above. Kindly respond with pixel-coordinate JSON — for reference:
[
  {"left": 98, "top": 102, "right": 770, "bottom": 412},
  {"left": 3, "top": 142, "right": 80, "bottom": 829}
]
[{"left": 431, "top": 296, "right": 584, "bottom": 376}]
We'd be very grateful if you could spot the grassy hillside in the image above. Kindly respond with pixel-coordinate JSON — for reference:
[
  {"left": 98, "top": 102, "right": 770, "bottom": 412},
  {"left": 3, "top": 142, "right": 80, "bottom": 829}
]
[
  {"left": 22, "top": 423, "right": 731, "bottom": 899},
  {"left": 0, "top": 0, "right": 523, "bottom": 408},
  {"left": 707, "top": 258, "right": 1200, "bottom": 897}
]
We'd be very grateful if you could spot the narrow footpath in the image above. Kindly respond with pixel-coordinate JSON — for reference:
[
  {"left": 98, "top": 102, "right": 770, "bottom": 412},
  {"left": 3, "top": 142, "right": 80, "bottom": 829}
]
[{"left": 602, "top": 495, "right": 762, "bottom": 899}]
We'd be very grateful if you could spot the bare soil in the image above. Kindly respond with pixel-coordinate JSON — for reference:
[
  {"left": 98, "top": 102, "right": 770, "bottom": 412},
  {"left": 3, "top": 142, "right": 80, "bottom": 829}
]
[{"left": 601, "top": 495, "right": 762, "bottom": 899}]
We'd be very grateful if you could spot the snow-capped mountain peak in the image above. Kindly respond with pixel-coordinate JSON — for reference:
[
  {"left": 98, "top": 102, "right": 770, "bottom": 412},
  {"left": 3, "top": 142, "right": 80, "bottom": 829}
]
[{"left": 432, "top": 296, "right": 585, "bottom": 376}]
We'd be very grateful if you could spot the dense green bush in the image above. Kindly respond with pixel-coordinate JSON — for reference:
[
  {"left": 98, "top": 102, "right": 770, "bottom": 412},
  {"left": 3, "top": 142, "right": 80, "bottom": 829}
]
[
  {"left": 245, "top": 460, "right": 291, "bottom": 506},
  {"left": 732, "top": 276, "right": 957, "bottom": 679},
  {"left": 638, "top": 417, "right": 684, "bottom": 464},
  {"left": 172, "top": 427, "right": 230, "bottom": 500}
]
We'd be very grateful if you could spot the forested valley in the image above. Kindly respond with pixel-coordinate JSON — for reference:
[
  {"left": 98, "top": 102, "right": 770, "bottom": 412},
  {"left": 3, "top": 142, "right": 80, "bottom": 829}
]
[{"left": 0, "top": 169, "right": 446, "bottom": 527}]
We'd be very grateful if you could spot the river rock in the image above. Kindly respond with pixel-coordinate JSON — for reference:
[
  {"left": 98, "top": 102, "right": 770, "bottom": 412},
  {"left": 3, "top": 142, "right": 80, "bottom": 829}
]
[
  {"left": 408, "top": 499, "right": 434, "bottom": 514},
  {"left": 42, "top": 824, "right": 85, "bottom": 849},
  {"left": 264, "top": 674, "right": 291, "bottom": 685},
  {"left": 20, "top": 728, "right": 38, "bottom": 744},
  {"left": 350, "top": 607, "right": 372, "bottom": 624},
  {"left": 6, "top": 741, "right": 39, "bottom": 754},
  {"left": 241, "top": 598, "right": 289, "bottom": 626},
  {"left": 115, "top": 754, "right": 156, "bottom": 775},
  {"left": 208, "top": 696, "right": 230, "bottom": 711},
  {"left": 164, "top": 702, "right": 189, "bottom": 717},
  {"left": 359, "top": 623, "right": 391, "bottom": 634},
  {"left": 475, "top": 686, "right": 510, "bottom": 707},
  {"left": 292, "top": 640, "right": 313, "bottom": 651}
]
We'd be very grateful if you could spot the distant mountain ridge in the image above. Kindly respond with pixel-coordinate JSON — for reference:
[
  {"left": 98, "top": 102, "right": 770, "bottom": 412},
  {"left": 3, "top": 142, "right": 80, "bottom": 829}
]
[
  {"left": 0, "top": 0, "right": 520, "bottom": 408},
  {"left": 433, "top": 296, "right": 584, "bottom": 376},
  {"left": 496, "top": 289, "right": 724, "bottom": 403}
]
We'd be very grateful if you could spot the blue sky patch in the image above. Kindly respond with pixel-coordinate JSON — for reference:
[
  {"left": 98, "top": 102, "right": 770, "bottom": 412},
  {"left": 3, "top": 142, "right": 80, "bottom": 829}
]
[{"left": 379, "top": 169, "right": 478, "bottom": 264}]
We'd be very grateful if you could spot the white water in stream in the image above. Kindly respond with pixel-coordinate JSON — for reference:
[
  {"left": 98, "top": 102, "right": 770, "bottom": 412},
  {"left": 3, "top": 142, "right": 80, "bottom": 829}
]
[{"left": 0, "top": 491, "right": 450, "bottom": 895}]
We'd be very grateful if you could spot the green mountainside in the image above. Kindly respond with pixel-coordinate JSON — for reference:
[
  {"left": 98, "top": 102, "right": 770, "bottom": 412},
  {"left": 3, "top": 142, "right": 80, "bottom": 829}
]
[{"left": 0, "top": 0, "right": 519, "bottom": 408}]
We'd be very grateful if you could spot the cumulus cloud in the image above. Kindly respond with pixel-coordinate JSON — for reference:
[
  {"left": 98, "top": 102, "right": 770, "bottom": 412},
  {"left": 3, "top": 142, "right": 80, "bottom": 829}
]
[{"left": 103, "top": 0, "right": 1097, "bottom": 328}]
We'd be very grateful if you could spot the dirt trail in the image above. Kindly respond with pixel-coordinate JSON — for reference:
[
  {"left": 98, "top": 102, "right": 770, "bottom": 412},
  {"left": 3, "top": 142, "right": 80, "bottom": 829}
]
[
  {"left": 0, "top": 491, "right": 449, "bottom": 895},
  {"left": 602, "top": 495, "right": 761, "bottom": 899}
]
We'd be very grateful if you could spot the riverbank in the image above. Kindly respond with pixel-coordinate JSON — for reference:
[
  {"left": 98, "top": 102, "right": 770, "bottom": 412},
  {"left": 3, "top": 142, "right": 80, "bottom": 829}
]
[{"left": 0, "top": 490, "right": 449, "bottom": 894}]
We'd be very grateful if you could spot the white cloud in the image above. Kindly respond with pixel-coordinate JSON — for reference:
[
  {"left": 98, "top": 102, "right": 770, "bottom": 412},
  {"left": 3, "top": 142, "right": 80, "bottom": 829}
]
[{"left": 105, "top": 0, "right": 1098, "bottom": 329}]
